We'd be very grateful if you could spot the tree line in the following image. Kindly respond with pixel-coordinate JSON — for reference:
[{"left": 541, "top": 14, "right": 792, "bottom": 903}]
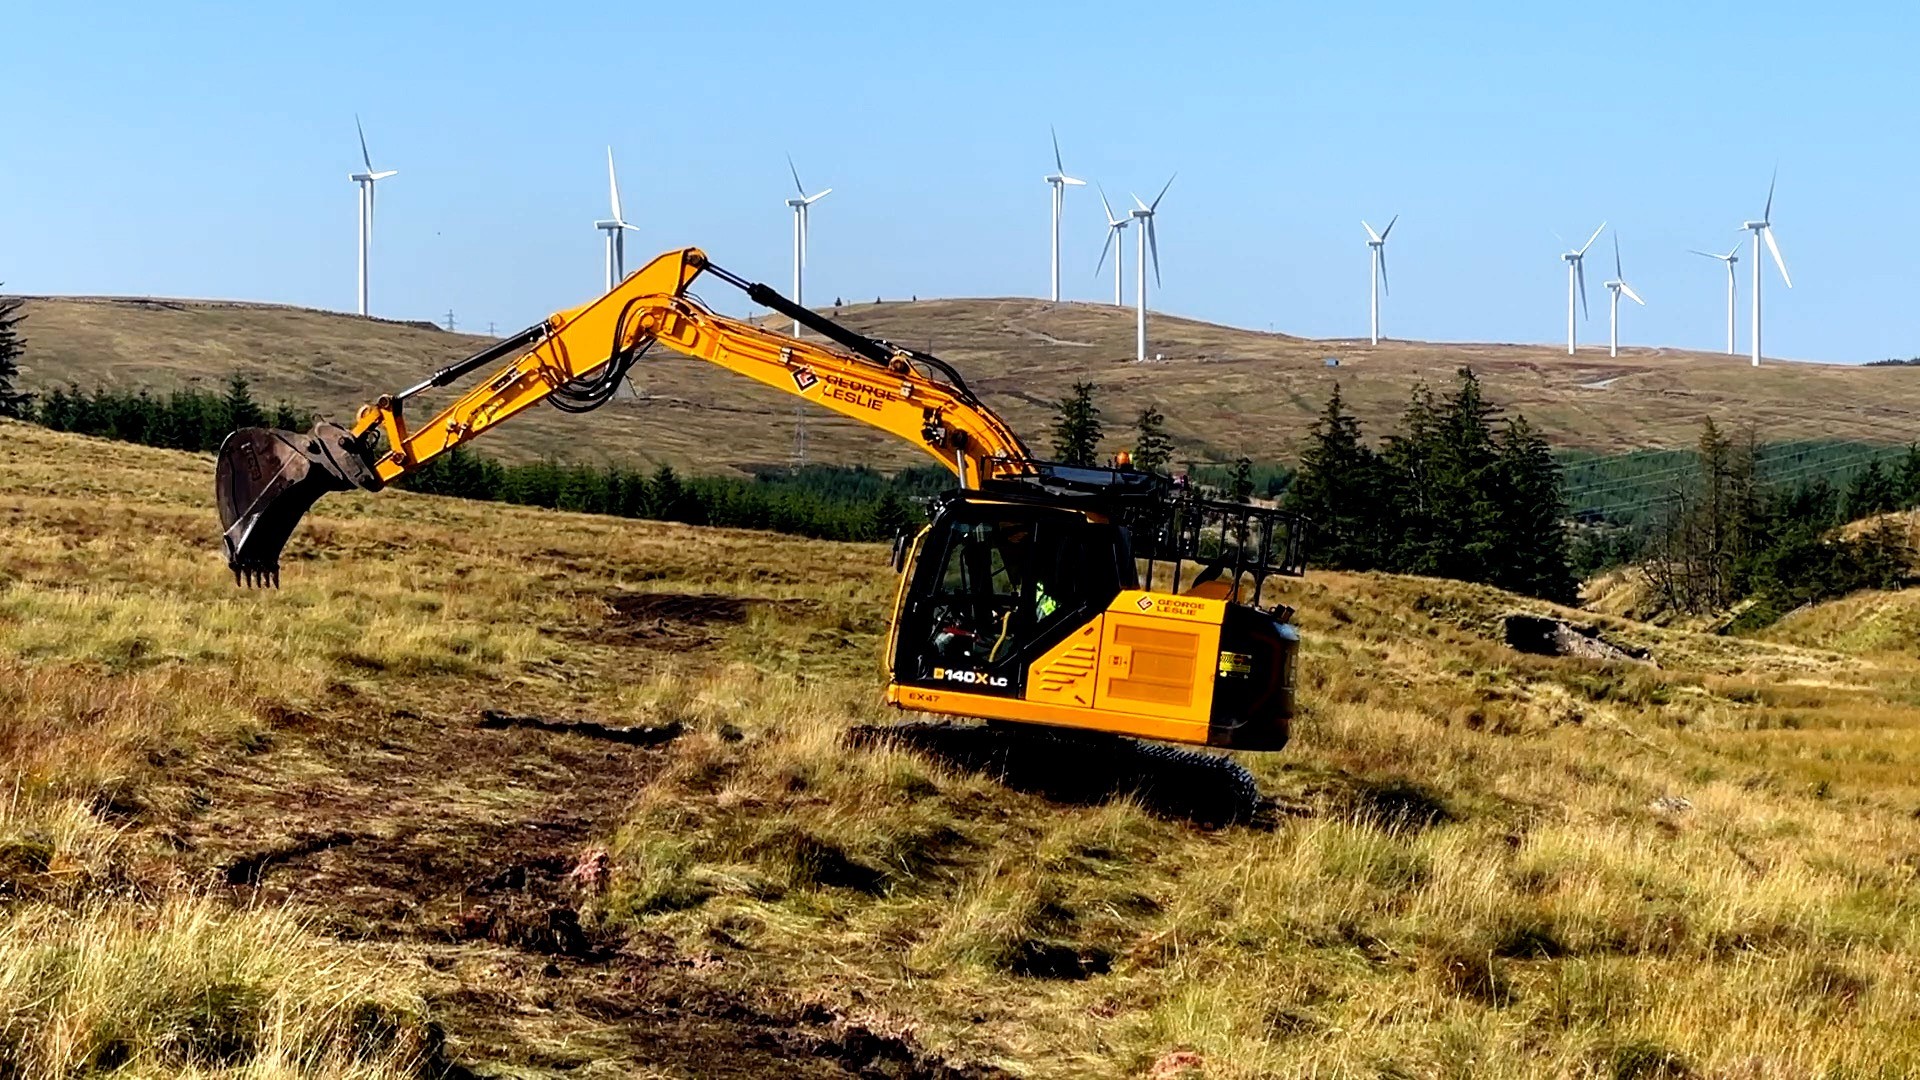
[
  {"left": 398, "top": 449, "right": 933, "bottom": 543},
  {"left": 1048, "top": 371, "right": 1577, "bottom": 604},
  {"left": 1283, "top": 370, "right": 1577, "bottom": 603}
]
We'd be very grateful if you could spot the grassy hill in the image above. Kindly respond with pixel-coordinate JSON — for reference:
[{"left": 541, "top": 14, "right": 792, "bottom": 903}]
[
  {"left": 8, "top": 419, "right": 1920, "bottom": 1075},
  {"left": 14, "top": 293, "right": 1920, "bottom": 475}
]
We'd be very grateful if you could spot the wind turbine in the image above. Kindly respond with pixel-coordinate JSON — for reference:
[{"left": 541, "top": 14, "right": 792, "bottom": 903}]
[
  {"left": 1689, "top": 242, "right": 1742, "bottom": 355},
  {"left": 1363, "top": 215, "right": 1397, "bottom": 346},
  {"left": 1743, "top": 172, "right": 1792, "bottom": 367},
  {"left": 1044, "top": 127, "right": 1086, "bottom": 303},
  {"left": 1129, "top": 175, "right": 1174, "bottom": 363},
  {"left": 1560, "top": 222, "right": 1605, "bottom": 355},
  {"left": 784, "top": 155, "right": 831, "bottom": 335},
  {"left": 1094, "top": 185, "right": 1129, "bottom": 307},
  {"left": 349, "top": 116, "right": 398, "bottom": 317},
  {"left": 1602, "top": 234, "right": 1645, "bottom": 358},
  {"left": 593, "top": 147, "right": 640, "bottom": 292}
]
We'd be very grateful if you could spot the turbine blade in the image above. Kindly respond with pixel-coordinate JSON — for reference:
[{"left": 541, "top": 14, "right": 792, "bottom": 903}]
[
  {"left": 787, "top": 154, "right": 805, "bottom": 197},
  {"left": 1099, "top": 184, "right": 1118, "bottom": 225},
  {"left": 1131, "top": 192, "right": 1148, "bottom": 212},
  {"left": 1379, "top": 249, "right": 1390, "bottom": 296},
  {"left": 1149, "top": 172, "right": 1176, "bottom": 211},
  {"left": 356, "top": 114, "right": 372, "bottom": 171},
  {"left": 1061, "top": 175, "right": 1086, "bottom": 186},
  {"left": 1052, "top": 126, "right": 1065, "bottom": 175},
  {"left": 1096, "top": 226, "right": 1116, "bottom": 276},
  {"left": 1148, "top": 219, "right": 1162, "bottom": 288},
  {"left": 805, "top": 187, "right": 831, "bottom": 204},
  {"left": 1764, "top": 167, "right": 1776, "bottom": 224},
  {"left": 607, "top": 147, "right": 622, "bottom": 222},
  {"left": 1579, "top": 221, "right": 1606, "bottom": 257},
  {"left": 1764, "top": 227, "right": 1791, "bottom": 287},
  {"left": 1725, "top": 242, "right": 1742, "bottom": 260},
  {"left": 1613, "top": 233, "right": 1622, "bottom": 280},
  {"left": 369, "top": 170, "right": 397, "bottom": 181},
  {"left": 1380, "top": 213, "right": 1397, "bottom": 240},
  {"left": 1362, "top": 220, "right": 1382, "bottom": 244},
  {"left": 1621, "top": 282, "right": 1646, "bottom": 305},
  {"left": 1577, "top": 260, "right": 1589, "bottom": 320},
  {"left": 1688, "top": 249, "right": 1720, "bottom": 259}
]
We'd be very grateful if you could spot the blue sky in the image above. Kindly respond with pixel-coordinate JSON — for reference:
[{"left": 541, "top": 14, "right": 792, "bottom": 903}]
[{"left": 3, "top": 1, "right": 1913, "bottom": 362}]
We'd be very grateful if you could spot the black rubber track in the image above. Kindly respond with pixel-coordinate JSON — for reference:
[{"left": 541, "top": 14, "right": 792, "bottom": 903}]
[{"left": 846, "top": 720, "right": 1263, "bottom": 828}]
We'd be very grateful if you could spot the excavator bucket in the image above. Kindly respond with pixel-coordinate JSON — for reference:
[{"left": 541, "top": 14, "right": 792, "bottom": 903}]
[{"left": 215, "top": 422, "right": 380, "bottom": 586}]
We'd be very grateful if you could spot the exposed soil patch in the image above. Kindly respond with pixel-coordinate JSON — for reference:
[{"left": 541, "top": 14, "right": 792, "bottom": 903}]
[
  {"left": 608, "top": 592, "right": 752, "bottom": 626},
  {"left": 166, "top": 687, "right": 1006, "bottom": 1076}
]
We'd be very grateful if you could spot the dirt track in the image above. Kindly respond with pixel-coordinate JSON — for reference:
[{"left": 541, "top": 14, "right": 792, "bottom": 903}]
[{"left": 170, "top": 616, "right": 1001, "bottom": 1078}]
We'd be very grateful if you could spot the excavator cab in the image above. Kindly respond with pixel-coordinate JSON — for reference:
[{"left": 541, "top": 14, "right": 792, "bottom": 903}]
[{"left": 885, "top": 471, "right": 1304, "bottom": 751}]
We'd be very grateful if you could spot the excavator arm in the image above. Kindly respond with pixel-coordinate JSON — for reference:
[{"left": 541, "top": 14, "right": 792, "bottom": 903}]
[{"left": 215, "top": 247, "right": 1033, "bottom": 582}]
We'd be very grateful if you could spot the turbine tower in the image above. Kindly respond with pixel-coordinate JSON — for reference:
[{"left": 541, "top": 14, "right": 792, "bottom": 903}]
[
  {"left": 1129, "top": 175, "right": 1174, "bottom": 363},
  {"left": 1743, "top": 173, "right": 1792, "bottom": 367},
  {"left": 1094, "top": 185, "right": 1129, "bottom": 307},
  {"left": 1689, "top": 243, "right": 1742, "bottom": 355},
  {"left": 1602, "top": 234, "right": 1645, "bottom": 359},
  {"left": 1044, "top": 127, "right": 1085, "bottom": 303},
  {"left": 783, "top": 155, "right": 831, "bottom": 335},
  {"left": 594, "top": 148, "right": 640, "bottom": 292},
  {"left": 1560, "top": 223, "right": 1605, "bottom": 355},
  {"left": 1363, "top": 215, "right": 1397, "bottom": 346},
  {"left": 349, "top": 116, "right": 398, "bottom": 317}
]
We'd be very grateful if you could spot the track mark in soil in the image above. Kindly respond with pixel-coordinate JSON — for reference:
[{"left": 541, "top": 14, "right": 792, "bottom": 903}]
[
  {"left": 479, "top": 709, "right": 684, "bottom": 746},
  {"left": 599, "top": 590, "right": 824, "bottom": 646},
  {"left": 223, "top": 829, "right": 360, "bottom": 886}
]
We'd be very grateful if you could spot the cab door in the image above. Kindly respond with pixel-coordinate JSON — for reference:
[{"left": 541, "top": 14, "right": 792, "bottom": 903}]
[{"left": 891, "top": 502, "right": 1129, "bottom": 697}]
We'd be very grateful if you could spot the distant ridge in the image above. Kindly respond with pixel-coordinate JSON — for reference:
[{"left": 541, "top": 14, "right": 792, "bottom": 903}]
[{"left": 13, "top": 293, "right": 1918, "bottom": 472}]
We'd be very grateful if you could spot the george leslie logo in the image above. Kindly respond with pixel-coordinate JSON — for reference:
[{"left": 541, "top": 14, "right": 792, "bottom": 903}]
[
  {"left": 791, "top": 368, "right": 819, "bottom": 392},
  {"left": 931, "top": 667, "right": 1009, "bottom": 688}
]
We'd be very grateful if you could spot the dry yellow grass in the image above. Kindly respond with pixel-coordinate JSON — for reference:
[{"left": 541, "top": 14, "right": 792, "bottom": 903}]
[{"left": 7, "top": 417, "right": 1920, "bottom": 1075}]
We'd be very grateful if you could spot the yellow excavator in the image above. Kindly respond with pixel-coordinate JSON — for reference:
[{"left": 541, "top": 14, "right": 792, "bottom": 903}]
[{"left": 216, "top": 247, "right": 1305, "bottom": 760}]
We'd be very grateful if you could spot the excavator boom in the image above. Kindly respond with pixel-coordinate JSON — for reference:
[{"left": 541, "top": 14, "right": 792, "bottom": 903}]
[{"left": 217, "top": 247, "right": 1029, "bottom": 579}]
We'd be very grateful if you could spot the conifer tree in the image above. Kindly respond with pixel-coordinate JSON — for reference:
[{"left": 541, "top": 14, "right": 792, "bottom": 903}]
[
  {"left": 1049, "top": 382, "right": 1103, "bottom": 467},
  {"left": 1288, "top": 385, "right": 1385, "bottom": 571},
  {"left": 871, "top": 489, "right": 913, "bottom": 538},
  {"left": 1132, "top": 404, "right": 1174, "bottom": 474},
  {"left": 1900, "top": 444, "right": 1920, "bottom": 508},
  {"left": 0, "top": 292, "right": 30, "bottom": 419},
  {"left": 1492, "top": 415, "right": 1576, "bottom": 604},
  {"left": 1845, "top": 460, "right": 1900, "bottom": 520},
  {"left": 222, "top": 375, "right": 264, "bottom": 432}
]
